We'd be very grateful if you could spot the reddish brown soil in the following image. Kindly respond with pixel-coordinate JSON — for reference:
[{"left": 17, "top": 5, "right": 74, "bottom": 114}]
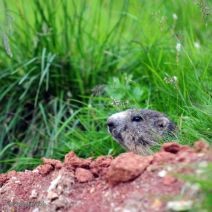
[{"left": 0, "top": 141, "right": 211, "bottom": 212}]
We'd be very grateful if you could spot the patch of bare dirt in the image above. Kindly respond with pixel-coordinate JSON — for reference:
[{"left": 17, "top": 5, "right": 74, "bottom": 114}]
[{"left": 0, "top": 141, "right": 211, "bottom": 212}]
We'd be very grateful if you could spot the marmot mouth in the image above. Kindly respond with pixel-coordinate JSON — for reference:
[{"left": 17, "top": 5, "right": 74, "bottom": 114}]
[
  {"left": 138, "top": 138, "right": 152, "bottom": 147},
  {"left": 110, "top": 129, "right": 123, "bottom": 143}
]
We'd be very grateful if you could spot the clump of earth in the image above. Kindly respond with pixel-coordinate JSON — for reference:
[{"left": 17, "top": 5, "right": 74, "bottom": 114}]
[{"left": 0, "top": 141, "right": 211, "bottom": 212}]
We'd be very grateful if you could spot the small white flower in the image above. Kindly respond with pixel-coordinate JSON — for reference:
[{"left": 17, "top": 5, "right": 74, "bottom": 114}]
[
  {"left": 164, "top": 76, "right": 178, "bottom": 85},
  {"left": 67, "top": 91, "right": 72, "bottom": 97},
  {"left": 176, "top": 42, "right": 182, "bottom": 52},
  {"left": 172, "top": 76, "right": 177, "bottom": 82},
  {"left": 194, "top": 41, "right": 200, "bottom": 49},
  {"left": 172, "top": 13, "right": 178, "bottom": 20}
]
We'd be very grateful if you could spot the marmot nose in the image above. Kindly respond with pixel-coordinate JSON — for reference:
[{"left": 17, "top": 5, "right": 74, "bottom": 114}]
[{"left": 107, "top": 120, "right": 116, "bottom": 132}]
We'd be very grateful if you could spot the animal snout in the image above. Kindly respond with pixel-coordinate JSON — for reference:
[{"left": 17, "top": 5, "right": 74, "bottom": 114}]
[
  {"left": 107, "top": 111, "right": 127, "bottom": 132},
  {"left": 107, "top": 120, "right": 117, "bottom": 132}
]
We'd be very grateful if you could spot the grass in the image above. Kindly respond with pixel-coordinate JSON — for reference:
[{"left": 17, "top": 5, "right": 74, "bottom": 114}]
[{"left": 0, "top": 0, "right": 211, "bottom": 174}]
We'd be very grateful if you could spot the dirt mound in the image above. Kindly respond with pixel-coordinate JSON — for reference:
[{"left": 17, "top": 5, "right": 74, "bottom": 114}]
[{"left": 0, "top": 141, "right": 211, "bottom": 212}]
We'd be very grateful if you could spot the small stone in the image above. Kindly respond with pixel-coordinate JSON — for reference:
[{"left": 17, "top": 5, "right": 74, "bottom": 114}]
[
  {"left": 158, "top": 170, "right": 167, "bottom": 178},
  {"left": 11, "top": 176, "right": 17, "bottom": 180},
  {"left": 106, "top": 152, "right": 152, "bottom": 185},
  {"left": 30, "top": 189, "right": 38, "bottom": 199},
  {"left": 89, "top": 187, "right": 95, "bottom": 193},
  {"left": 75, "top": 168, "right": 93, "bottom": 183},
  {"left": 42, "top": 158, "right": 63, "bottom": 169},
  {"left": 64, "top": 152, "right": 92, "bottom": 169},
  {"left": 90, "top": 156, "right": 113, "bottom": 177},
  {"left": 47, "top": 191, "right": 59, "bottom": 201},
  {"left": 37, "top": 164, "right": 54, "bottom": 176},
  {"left": 48, "top": 175, "right": 62, "bottom": 192}
]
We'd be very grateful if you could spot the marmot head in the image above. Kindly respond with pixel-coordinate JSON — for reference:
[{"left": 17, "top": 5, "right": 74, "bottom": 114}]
[{"left": 107, "top": 109, "right": 176, "bottom": 155}]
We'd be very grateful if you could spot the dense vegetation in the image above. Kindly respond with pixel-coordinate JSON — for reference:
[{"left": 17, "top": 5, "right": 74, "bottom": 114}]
[
  {"left": 0, "top": 0, "right": 211, "bottom": 174},
  {"left": 0, "top": 0, "right": 211, "bottom": 210}
]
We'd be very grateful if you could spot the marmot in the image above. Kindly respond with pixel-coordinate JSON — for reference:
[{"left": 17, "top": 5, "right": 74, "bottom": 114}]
[{"left": 107, "top": 109, "right": 176, "bottom": 155}]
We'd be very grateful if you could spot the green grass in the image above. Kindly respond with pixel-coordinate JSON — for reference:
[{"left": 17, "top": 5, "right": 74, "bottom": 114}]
[{"left": 0, "top": 0, "right": 211, "bottom": 173}]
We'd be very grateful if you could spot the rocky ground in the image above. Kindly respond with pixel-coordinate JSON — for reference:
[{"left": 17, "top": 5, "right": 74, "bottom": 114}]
[{"left": 0, "top": 141, "right": 211, "bottom": 212}]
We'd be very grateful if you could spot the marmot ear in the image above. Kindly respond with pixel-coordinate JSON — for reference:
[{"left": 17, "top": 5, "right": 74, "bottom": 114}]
[{"left": 155, "top": 117, "right": 169, "bottom": 128}]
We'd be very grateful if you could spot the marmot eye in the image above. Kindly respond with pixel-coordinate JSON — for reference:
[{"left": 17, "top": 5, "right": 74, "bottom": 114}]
[
  {"left": 132, "top": 116, "right": 143, "bottom": 122},
  {"left": 158, "top": 123, "right": 164, "bottom": 128}
]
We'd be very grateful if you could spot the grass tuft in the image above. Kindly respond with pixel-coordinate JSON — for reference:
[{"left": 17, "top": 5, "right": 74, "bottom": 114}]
[{"left": 0, "top": 0, "right": 211, "bottom": 173}]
